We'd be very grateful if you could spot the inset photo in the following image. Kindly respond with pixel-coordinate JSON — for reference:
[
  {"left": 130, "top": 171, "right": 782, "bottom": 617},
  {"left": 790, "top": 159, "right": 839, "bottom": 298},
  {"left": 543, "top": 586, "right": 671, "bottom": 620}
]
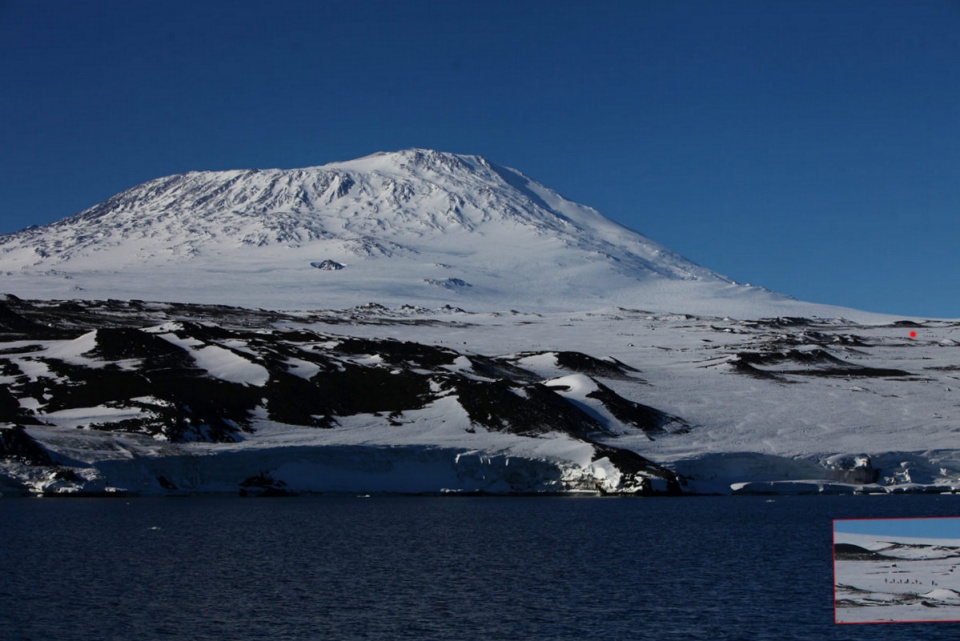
[{"left": 835, "top": 517, "right": 960, "bottom": 624}]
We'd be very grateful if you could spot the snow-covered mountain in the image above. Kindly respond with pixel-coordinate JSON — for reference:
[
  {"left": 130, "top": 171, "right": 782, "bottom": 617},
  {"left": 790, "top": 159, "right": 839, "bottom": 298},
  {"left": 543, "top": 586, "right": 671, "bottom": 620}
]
[
  {"left": 2, "top": 149, "right": 956, "bottom": 498},
  {"left": 0, "top": 148, "right": 853, "bottom": 318}
]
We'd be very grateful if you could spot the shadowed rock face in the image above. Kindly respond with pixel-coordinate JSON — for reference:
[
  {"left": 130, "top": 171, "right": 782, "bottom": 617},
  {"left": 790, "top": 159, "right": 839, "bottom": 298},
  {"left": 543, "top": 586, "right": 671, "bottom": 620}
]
[
  {"left": 0, "top": 296, "right": 684, "bottom": 494},
  {"left": 729, "top": 324, "right": 914, "bottom": 382},
  {"left": 733, "top": 348, "right": 911, "bottom": 379},
  {"left": 0, "top": 426, "right": 54, "bottom": 466},
  {"left": 833, "top": 543, "right": 887, "bottom": 561},
  {"left": 585, "top": 380, "right": 686, "bottom": 435}
]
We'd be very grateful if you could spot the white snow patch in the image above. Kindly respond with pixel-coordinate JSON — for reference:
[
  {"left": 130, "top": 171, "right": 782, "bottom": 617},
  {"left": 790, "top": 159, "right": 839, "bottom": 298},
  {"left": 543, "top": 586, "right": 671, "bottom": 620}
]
[
  {"left": 284, "top": 357, "right": 322, "bottom": 379},
  {"left": 159, "top": 333, "right": 270, "bottom": 385}
]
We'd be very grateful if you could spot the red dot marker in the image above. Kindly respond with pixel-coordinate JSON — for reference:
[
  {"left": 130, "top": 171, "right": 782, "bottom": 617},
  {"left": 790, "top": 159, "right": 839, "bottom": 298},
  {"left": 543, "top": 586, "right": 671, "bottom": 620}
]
[{"left": 909, "top": 331, "right": 917, "bottom": 339}]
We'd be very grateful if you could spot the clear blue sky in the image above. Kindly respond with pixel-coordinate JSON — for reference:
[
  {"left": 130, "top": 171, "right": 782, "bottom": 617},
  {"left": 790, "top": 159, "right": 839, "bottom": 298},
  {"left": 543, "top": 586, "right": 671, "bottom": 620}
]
[
  {"left": 2, "top": 0, "right": 958, "bottom": 317},
  {"left": 836, "top": 517, "right": 960, "bottom": 541}
]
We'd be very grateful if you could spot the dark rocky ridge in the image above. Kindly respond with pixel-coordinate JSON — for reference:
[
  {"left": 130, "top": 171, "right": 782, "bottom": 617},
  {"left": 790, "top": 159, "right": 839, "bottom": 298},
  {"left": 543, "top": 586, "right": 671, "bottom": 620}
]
[
  {"left": 0, "top": 296, "right": 685, "bottom": 495},
  {"left": 834, "top": 543, "right": 887, "bottom": 561}
]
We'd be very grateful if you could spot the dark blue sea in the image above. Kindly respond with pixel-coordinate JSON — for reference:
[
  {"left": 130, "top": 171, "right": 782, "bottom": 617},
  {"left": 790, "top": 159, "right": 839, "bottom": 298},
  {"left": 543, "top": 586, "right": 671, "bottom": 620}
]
[{"left": 2, "top": 494, "right": 960, "bottom": 641}]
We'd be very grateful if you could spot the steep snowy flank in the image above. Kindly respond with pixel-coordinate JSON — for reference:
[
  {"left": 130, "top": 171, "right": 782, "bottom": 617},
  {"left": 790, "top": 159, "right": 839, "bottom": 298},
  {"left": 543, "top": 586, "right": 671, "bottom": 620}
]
[
  {"left": 0, "top": 148, "right": 840, "bottom": 317},
  {"left": 0, "top": 149, "right": 714, "bottom": 274}
]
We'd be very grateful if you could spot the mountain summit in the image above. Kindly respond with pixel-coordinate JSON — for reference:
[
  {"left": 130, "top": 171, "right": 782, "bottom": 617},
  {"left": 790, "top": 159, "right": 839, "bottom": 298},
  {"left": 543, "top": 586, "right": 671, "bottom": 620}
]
[{"left": 2, "top": 149, "right": 824, "bottom": 316}]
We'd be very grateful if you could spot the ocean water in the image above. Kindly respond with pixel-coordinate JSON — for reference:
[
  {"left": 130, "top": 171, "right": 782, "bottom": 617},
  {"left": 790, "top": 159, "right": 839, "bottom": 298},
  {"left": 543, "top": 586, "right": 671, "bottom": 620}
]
[{"left": 2, "top": 494, "right": 960, "bottom": 641}]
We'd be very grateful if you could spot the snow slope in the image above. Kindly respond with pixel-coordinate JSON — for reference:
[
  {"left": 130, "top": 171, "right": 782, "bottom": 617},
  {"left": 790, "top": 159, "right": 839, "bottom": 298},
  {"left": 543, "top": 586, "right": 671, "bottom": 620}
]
[
  {"left": 835, "top": 530, "right": 960, "bottom": 622},
  {"left": 297, "top": 305, "right": 960, "bottom": 496},
  {"left": 0, "top": 149, "right": 879, "bottom": 319},
  {"left": 1, "top": 297, "right": 958, "bottom": 497},
  {"left": 0, "top": 298, "right": 678, "bottom": 496}
]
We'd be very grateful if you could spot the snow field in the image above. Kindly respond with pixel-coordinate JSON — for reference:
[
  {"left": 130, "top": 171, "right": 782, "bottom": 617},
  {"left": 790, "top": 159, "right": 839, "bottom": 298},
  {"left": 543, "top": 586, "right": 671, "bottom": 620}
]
[{"left": 835, "top": 531, "right": 960, "bottom": 622}]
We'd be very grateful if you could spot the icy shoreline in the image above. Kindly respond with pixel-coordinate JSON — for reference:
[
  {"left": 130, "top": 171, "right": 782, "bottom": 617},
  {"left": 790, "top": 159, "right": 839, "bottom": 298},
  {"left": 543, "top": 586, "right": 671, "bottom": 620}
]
[{"left": 3, "top": 296, "right": 960, "bottom": 499}]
